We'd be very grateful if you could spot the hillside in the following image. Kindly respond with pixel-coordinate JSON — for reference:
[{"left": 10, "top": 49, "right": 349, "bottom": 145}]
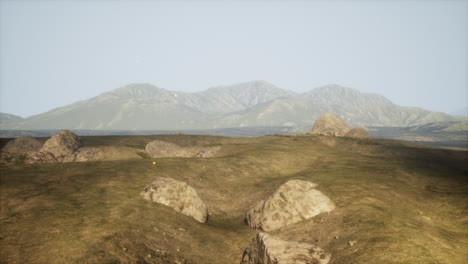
[
  {"left": 0, "top": 82, "right": 458, "bottom": 131},
  {"left": 369, "top": 120, "right": 468, "bottom": 149},
  {"left": 0, "top": 134, "right": 467, "bottom": 263},
  {"left": 0, "top": 112, "right": 23, "bottom": 124}
]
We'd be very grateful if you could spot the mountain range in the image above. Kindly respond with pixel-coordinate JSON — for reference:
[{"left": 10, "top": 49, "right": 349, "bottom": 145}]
[{"left": 0, "top": 80, "right": 462, "bottom": 131}]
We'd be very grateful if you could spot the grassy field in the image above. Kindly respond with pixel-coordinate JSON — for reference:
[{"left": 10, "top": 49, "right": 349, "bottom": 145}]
[{"left": 0, "top": 134, "right": 467, "bottom": 263}]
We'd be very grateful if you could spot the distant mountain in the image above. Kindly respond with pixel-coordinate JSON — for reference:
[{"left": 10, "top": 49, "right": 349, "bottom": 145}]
[
  {"left": 208, "top": 98, "right": 455, "bottom": 130},
  {"left": 0, "top": 113, "right": 24, "bottom": 127},
  {"left": 369, "top": 120, "right": 468, "bottom": 149},
  {"left": 299, "top": 84, "right": 394, "bottom": 107},
  {"left": 0, "top": 81, "right": 459, "bottom": 131}
]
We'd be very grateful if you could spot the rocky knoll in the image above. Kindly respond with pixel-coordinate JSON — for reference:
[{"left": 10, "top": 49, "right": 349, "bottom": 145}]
[
  {"left": 311, "top": 113, "right": 371, "bottom": 139},
  {"left": 34, "top": 130, "right": 82, "bottom": 162},
  {"left": 345, "top": 127, "right": 370, "bottom": 139},
  {"left": 311, "top": 113, "right": 350, "bottom": 137},
  {"left": 145, "top": 140, "right": 220, "bottom": 158},
  {"left": 1, "top": 136, "right": 42, "bottom": 155},
  {"left": 1, "top": 136, "right": 43, "bottom": 163},
  {"left": 140, "top": 177, "right": 208, "bottom": 223},
  {"left": 240, "top": 232, "right": 330, "bottom": 264},
  {"left": 245, "top": 180, "right": 335, "bottom": 232}
]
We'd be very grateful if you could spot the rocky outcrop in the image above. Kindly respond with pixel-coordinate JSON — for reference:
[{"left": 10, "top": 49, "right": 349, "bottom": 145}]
[
  {"left": 1, "top": 136, "right": 42, "bottom": 155},
  {"left": 140, "top": 177, "right": 208, "bottom": 223},
  {"left": 311, "top": 114, "right": 372, "bottom": 140},
  {"left": 145, "top": 140, "right": 220, "bottom": 158},
  {"left": 0, "top": 136, "right": 43, "bottom": 163},
  {"left": 345, "top": 127, "right": 370, "bottom": 139},
  {"left": 240, "top": 232, "right": 331, "bottom": 264},
  {"left": 74, "top": 147, "right": 105, "bottom": 162},
  {"left": 34, "top": 130, "right": 82, "bottom": 162},
  {"left": 311, "top": 113, "right": 350, "bottom": 137},
  {"left": 245, "top": 180, "right": 335, "bottom": 232}
]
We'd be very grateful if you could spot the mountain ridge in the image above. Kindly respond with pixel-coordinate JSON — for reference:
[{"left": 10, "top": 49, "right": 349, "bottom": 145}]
[{"left": 0, "top": 81, "right": 459, "bottom": 131}]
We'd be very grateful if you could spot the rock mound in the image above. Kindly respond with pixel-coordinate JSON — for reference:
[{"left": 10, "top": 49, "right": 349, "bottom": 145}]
[
  {"left": 2, "top": 136, "right": 42, "bottom": 155},
  {"left": 145, "top": 140, "right": 220, "bottom": 158},
  {"left": 345, "top": 127, "right": 370, "bottom": 139},
  {"left": 145, "top": 140, "right": 185, "bottom": 157},
  {"left": 140, "top": 177, "right": 208, "bottom": 223},
  {"left": 311, "top": 113, "right": 350, "bottom": 137},
  {"left": 240, "top": 232, "right": 330, "bottom": 264},
  {"left": 245, "top": 180, "right": 335, "bottom": 231},
  {"left": 74, "top": 147, "right": 105, "bottom": 162},
  {"left": 34, "top": 130, "right": 82, "bottom": 162}
]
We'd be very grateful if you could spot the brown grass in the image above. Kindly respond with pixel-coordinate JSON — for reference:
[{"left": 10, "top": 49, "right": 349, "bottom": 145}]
[{"left": 0, "top": 134, "right": 467, "bottom": 263}]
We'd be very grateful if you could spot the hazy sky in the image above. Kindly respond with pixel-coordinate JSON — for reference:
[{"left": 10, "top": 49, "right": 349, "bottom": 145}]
[{"left": 1, "top": 0, "right": 467, "bottom": 117}]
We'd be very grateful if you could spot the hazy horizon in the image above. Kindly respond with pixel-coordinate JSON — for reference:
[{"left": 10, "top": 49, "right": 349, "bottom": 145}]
[{"left": 1, "top": 1, "right": 467, "bottom": 118}]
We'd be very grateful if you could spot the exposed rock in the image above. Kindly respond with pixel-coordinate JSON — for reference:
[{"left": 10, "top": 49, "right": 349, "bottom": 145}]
[
  {"left": 34, "top": 130, "right": 82, "bottom": 162},
  {"left": 74, "top": 147, "right": 105, "bottom": 162},
  {"left": 194, "top": 146, "right": 221, "bottom": 157},
  {"left": 140, "top": 177, "right": 208, "bottom": 223},
  {"left": 345, "top": 127, "right": 370, "bottom": 139},
  {"left": 240, "top": 232, "right": 331, "bottom": 264},
  {"left": 245, "top": 180, "right": 335, "bottom": 231},
  {"left": 1, "top": 136, "right": 42, "bottom": 155},
  {"left": 145, "top": 140, "right": 220, "bottom": 158},
  {"left": 311, "top": 113, "right": 350, "bottom": 137},
  {"left": 146, "top": 140, "right": 185, "bottom": 157}
]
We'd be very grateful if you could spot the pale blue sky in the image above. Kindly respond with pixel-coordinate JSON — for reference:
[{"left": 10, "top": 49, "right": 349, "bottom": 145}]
[{"left": 1, "top": 0, "right": 467, "bottom": 117}]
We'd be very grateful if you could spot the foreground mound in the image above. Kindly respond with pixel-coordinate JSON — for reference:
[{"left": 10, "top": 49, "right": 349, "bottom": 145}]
[
  {"left": 1, "top": 136, "right": 42, "bottom": 154},
  {"left": 140, "top": 177, "right": 208, "bottom": 223},
  {"left": 311, "top": 113, "right": 372, "bottom": 139},
  {"left": 34, "top": 130, "right": 82, "bottom": 162},
  {"left": 245, "top": 180, "right": 335, "bottom": 231},
  {"left": 240, "top": 232, "right": 330, "bottom": 264},
  {"left": 145, "top": 140, "right": 220, "bottom": 158},
  {"left": 345, "top": 127, "right": 370, "bottom": 139},
  {"left": 311, "top": 113, "right": 350, "bottom": 137}
]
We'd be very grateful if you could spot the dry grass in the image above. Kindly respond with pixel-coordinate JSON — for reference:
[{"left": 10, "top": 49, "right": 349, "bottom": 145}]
[{"left": 0, "top": 134, "right": 467, "bottom": 263}]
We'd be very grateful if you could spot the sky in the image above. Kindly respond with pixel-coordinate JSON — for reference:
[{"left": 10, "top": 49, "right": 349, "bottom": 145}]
[{"left": 0, "top": 0, "right": 467, "bottom": 118}]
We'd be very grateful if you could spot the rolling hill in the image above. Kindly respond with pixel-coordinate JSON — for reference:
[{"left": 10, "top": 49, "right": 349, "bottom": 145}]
[{"left": 0, "top": 133, "right": 467, "bottom": 263}]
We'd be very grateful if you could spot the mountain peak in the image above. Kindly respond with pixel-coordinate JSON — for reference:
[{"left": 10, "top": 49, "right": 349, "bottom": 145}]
[
  {"left": 303, "top": 84, "right": 394, "bottom": 106},
  {"left": 207, "top": 80, "right": 283, "bottom": 92},
  {"left": 105, "top": 83, "right": 169, "bottom": 98}
]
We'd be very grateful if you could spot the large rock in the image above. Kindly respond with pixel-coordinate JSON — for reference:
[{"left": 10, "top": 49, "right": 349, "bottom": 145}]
[
  {"left": 145, "top": 140, "right": 186, "bottom": 157},
  {"left": 1, "top": 136, "right": 42, "bottom": 155},
  {"left": 345, "top": 127, "right": 370, "bottom": 139},
  {"left": 140, "top": 177, "right": 208, "bottom": 223},
  {"left": 245, "top": 180, "right": 335, "bottom": 231},
  {"left": 74, "top": 147, "right": 105, "bottom": 162},
  {"left": 145, "top": 140, "right": 220, "bottom": 158},
  {"left": 311, "top": 113, "right": 350, "bottom": 137},
  {"left": 35, "top": 130, "right": 82, "bottom": 162},
  {"left": 240, "top": 232, "right": 331, "bottom": 264}
]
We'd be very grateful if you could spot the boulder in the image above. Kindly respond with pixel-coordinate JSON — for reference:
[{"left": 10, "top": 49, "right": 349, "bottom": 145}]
[
  {"left": 140, "top": 177, "right": 208, "bottom": 223},
  {"left": 34, "top": 130, "right": 82, "bottom": 162},
  {"left": 145, "top": 140, "right": 186, "bottom": 158},
  {"left": 245, "top": 180, "right": 335, "bottom": 231},
  {"left": 74, "top": 147, "right": 105, "bottom": 162},
  {"left": 1, "top": 136, "right": 42, "bottom": 155},
  {"left": 240, "top": 232, "right": 331, "bottom": 264},
  {"left": 345, "top": 127, "right": 370, "bottom": 139},
  {"left": 145, "top": 140, "right": 220, "bottom": 158},
  {"left": 311, "top": 113, "right": 350, "bottom": 137}
]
